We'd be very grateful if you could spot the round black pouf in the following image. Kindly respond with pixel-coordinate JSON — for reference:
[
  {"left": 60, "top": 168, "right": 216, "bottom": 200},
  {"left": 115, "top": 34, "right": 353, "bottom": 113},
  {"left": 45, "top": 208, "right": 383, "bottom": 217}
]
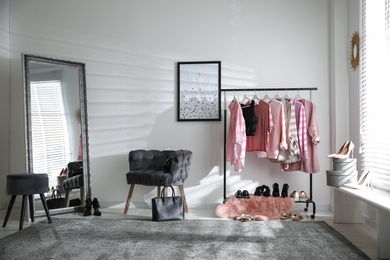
[
  {"left": 6, "top": 173, "right": 48, "bottom": 195},
  {"left": 3, "top": 173, "right": 52, "bottom": 230}
]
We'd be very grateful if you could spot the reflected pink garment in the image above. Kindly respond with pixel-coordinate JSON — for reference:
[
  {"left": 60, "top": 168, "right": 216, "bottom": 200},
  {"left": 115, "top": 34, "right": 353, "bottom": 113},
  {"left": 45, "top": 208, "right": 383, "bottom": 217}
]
[
  {"left": 283, "top": 99, "right": 320, "bottom": 173},
  {"left": 77, "top": 134, "right": 83, "bottom": 161},
  {"left": 226, "top": 99, "right": 246, "bottom": 172}
]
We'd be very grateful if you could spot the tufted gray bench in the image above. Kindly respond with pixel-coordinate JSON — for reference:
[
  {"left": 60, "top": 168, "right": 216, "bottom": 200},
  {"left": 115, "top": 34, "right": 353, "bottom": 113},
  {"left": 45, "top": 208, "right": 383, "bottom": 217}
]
[
  {"left": 62, "top": 161, "right": 84, "bottom": 207},
  {"left": 124, "top": 149, "right": 193, "bottom": 214}
]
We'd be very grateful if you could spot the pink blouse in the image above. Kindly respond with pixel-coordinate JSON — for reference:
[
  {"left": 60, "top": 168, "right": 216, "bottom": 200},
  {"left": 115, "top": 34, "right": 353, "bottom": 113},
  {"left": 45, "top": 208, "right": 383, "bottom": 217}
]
[
  {"left": 267, "top": 99, "right": 287, "bottom": 160},
  {"left": 226, "top": 99, "right": 247, "bottom": 172}
]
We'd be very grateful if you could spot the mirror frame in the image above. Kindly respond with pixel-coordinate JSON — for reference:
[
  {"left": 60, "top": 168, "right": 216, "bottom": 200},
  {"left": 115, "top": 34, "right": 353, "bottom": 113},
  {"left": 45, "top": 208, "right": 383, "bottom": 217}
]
[{"left": 23, "top": 54, "right": 91, "bottom": 216}]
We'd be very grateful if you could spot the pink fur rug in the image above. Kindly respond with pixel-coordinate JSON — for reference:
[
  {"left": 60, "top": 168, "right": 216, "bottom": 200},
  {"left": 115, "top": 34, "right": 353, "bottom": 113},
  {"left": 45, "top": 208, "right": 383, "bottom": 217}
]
[{"left": 215, "top": 195, "right": 295, "bottom": 221}]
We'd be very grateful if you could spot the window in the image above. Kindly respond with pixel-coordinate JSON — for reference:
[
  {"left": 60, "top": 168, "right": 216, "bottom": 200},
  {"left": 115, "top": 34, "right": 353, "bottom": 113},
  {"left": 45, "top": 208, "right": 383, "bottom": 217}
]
[
  {"left": 30, "top": 71, "right": 71, "bottom": 190},
  {"left": 360, "top": 0, "right": 390, "bottom": 192}
]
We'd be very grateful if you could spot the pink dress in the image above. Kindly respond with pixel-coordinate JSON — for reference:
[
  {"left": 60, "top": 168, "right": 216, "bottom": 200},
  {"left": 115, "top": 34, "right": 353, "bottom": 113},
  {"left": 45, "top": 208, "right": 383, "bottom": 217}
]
[
  {"left": 283, "top": 99, "right": 320, "bottom": 173},
  {"left": 226, "top": 99, "right": 246, "bottom": 172}
]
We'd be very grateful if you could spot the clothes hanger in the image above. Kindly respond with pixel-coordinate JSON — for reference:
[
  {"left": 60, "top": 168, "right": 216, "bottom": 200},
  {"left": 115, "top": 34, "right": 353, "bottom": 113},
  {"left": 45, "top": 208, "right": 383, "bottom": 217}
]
[
  {"left": 252, "top": 91, "right": 261, "bottom": 104},
  {"left": 294, "top": 89, "right": 302, "bottom": 100},
  {"left": 240, "top": 90, "right": 251, "bottom": 104},
  {"left": 263, "top": 89, "right": 272, "bottom": 101},
  {"left": 283, "top": 89, "right": 290, "bottom": 100},
  {"left": 274, "top": 90, "right": 282, "bottom": 100}
]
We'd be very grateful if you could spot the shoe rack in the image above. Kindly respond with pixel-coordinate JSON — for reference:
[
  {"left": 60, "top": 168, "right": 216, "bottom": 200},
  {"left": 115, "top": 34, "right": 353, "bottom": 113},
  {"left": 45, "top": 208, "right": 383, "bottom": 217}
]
[
  {"left": 292, "top": 175, "right": 316, "bottom": 219},
  {"left": 221, "top": 87, "right": 317, "bottom": 219}
]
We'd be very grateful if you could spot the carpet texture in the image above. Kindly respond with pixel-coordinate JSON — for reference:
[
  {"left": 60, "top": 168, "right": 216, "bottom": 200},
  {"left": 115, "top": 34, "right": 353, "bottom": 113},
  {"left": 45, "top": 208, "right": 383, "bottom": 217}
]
[
  {"left": 0, "top": 218, "right": 370, "bottom": 260},
  {"left": 216, "top": 195, "right": 295, "bottom": 220}
]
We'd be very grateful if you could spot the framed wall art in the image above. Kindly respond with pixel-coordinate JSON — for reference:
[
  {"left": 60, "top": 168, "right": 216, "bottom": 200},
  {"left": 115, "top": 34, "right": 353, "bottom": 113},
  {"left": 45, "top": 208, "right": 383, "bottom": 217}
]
[{"left": 177, "top": 61, "right": 221, "bottom": 121}]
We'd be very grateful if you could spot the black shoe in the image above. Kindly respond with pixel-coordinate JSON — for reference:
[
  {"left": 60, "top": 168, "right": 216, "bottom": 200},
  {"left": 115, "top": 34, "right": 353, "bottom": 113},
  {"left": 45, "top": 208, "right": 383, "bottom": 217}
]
[
  {"left": 272, "top": 183, "right": 280, "bottom": 197},
  {"left": 235, "top": 190, "right": 243, "bottom": 198},
  {"left": 84, "top": 198, "right": 92, "bottom": 217},
  {"left": 242, "top": 190, "right": 250, "bottom": 199},
  {"left": 262, "top": 186, "right": 270, "bottom": 197},
  {"left": 254, "top": 186, "right": 264, "bottom": 196},
  {"left": 92, "top": 198, "right": 102, "bottom": 216},
  {"left": 281, "top": 183, "right": 289, "bottom": 198}
]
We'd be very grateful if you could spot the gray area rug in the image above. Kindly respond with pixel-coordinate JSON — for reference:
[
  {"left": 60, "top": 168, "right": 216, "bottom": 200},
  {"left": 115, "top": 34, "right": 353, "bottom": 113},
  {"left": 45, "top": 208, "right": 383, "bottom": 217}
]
[{"left": 0, "top": 218, "right": 370, "bottom": 260}]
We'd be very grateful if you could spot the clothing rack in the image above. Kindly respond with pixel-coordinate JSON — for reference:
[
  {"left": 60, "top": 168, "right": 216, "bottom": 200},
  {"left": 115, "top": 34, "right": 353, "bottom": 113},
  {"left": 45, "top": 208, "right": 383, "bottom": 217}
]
[{"left": 221, "top": 87, "right": 318, "bottom": 219}]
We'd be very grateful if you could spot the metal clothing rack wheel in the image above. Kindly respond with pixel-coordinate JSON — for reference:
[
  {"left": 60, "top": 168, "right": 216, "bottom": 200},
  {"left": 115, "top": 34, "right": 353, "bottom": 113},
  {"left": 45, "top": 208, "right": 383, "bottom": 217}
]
[
  {"left": 293, "top": 174, "right": 316, "bottom": 219},
  {"left": 221, "top": 87, "right": 318, "bottom": 219}
]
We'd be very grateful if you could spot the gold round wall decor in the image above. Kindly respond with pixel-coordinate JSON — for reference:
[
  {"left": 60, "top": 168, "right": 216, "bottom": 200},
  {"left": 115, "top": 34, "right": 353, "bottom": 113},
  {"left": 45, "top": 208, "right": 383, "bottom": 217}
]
[{"left": 349, "top": 31, "right": 360, "bottom": 71}]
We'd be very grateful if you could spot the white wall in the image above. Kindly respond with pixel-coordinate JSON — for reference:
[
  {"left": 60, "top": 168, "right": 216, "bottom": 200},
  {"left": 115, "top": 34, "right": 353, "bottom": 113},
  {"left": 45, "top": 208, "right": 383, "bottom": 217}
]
[{"left": 6, "top": 0, "right": 335, "bottom": 211}]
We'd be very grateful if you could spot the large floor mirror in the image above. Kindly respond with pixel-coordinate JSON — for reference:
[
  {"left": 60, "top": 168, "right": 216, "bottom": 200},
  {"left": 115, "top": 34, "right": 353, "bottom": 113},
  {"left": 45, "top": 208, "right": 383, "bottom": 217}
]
[{"left": 23, "top": 54, "right": 91, "bottom": 217}]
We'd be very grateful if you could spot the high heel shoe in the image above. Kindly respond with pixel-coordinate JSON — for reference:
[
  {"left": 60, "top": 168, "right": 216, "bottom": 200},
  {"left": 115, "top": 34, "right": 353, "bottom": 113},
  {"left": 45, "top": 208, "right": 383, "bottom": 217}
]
[
  {"left": 281, "top": 183, "right": 289, "bottom": 198},
  {"left": 328, "top": 141, "right": 354, "bottom": 158},
  {"left": 92, "top": 198, "right": 102, "bottom": 216},
  {"left": 272, "top": 183, "right": 280, "bottom": 197},
  {"left": 328, "top": 141, "right": 349, "bottom": 158},
  {"left": 84, "top": 198, "right": 92, "bottom": 217},
  {"left": 344, "top": 170, "right": 372, "bottom": 189}
]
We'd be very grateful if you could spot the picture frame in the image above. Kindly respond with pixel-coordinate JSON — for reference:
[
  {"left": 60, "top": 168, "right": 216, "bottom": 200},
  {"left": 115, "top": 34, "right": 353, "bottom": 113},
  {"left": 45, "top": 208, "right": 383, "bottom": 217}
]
[{"left": 177, "top": 61, "right": 221, "bottom": 121}]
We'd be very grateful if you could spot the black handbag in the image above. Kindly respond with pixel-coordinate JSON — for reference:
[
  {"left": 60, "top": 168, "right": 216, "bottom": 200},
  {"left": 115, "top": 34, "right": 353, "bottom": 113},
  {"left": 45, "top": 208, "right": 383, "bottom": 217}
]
[
  {"left": 46, "top": 189, "right": 65, "bottom": 209},
  {"left": 151, "top": 186, "right": 184, "bottom": 221}
]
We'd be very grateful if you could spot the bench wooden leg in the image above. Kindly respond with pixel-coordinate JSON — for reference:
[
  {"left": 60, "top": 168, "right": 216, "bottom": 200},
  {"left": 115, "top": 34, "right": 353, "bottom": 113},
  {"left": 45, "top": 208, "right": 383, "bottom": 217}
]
[
  {"left": 157, "top": 186, "right": 161, "bottom": 197},
  {"left": 179, "top": 185, "right": 188, "bottom": 213},
  {"left": 124, "top": 184, "right": 135, "bottom": 214},
  {"left": 64, "top": 190, "right": 70, "bottom": 207}
]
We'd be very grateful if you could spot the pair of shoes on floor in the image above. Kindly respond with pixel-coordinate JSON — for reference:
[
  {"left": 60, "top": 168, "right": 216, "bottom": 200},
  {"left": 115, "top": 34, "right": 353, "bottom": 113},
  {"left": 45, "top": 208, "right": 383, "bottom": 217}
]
[
  {"left": 280, "top": 213, "right": 303, "bottom": 221},
  {"left": 254, "top": 185, "right": 270, "bottom": 197},
  {"left": 84, "top": 198, "right": 102, "bottom": 216},
  {"left": 290, "top": 191, "right": 308, "bottom": 201},
  {"left": 235, "top": 190, "right": 250, "bottom": 199},
  {"left": 272, "top": 183, "right": 289, "bottom": 198},
  {"left": 235, "top": 214, "right": 253, "bottom": 222}
]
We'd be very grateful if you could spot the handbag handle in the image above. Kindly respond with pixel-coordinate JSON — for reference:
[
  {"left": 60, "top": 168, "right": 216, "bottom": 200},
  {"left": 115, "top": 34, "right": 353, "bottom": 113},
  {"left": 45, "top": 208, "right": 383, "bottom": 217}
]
[
  {"left": 160, "top": 186, "right": 175, "bottom": 198},
  {"left": 52, "top": 189, "right": 62, "bottom": 199}
]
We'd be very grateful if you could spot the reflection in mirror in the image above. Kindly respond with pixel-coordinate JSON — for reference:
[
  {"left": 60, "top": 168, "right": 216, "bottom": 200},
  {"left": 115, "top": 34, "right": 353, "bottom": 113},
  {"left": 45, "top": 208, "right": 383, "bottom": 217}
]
[{"left": 23, "top": 54, "right": 90, "bottom": 217}]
